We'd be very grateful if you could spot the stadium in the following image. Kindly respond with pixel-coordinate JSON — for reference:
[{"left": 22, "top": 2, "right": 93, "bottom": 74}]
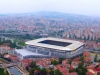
[{"left": 15, "top": 37, "right": 85, "bottom": 59}]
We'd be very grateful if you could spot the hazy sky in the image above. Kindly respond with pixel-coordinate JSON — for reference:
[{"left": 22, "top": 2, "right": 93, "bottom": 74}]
[{"left": 0, "top": 0, "right": 100, "bottom": 16}]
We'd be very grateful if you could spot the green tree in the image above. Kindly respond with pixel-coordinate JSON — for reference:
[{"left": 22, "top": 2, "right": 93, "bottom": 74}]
[
  {"left": 59, "top": 58, "right": 65, "bottom": 64},
  {"left": 0, "top": 41, "right": 3, "bottom": 45},
  {"left": 82, "top": 67, "right": 87, "bottom": 72},
  {"left": 16, "top": 46, "right": 22, "bottom": 49},
  {"left": 69, "top": 59, "right": 72, "bottom": 65},
  {"left": 29, "top": 69, "right": 34, "bottom": 75},
  {"left": 95, "top": 65, "right": 99, "bottom": 68},
  {"left": 94, "top": 54, "right": 98, "bottom": 62},
  {"left": 10, "top": 43, "right": 16, "bottom": 48},
  {"left": 49, "top": 70, "right": 54, "bottom": 75},
  {"left": 76, "top": 63, "right": 87, "bottom": 75},
  {"left": 30, "top": 61, "right": 36, "bottom": 68},
  {"left": 35, "top": 67, "right": 41, "bottom": 70},
  {"left": 4, "top": 40, "right": 12, "bottom": 43},
  {"left": 40, "top": 68, "right": 47, "bottom": 75},
  {"left": 0, "top": 68, "right": 9, "bottom": 75},
  {"left": 51, "top": 60, "right": 58, "bottom": 65},
  {"left": 80, "top": 56, "right": 84, "bottom": 62},
  {"left": 78, "top": 63, "right": 84, "bottom": 69},
  {"left": 55, "top": 69, "right": 62, "bottom": 75}
]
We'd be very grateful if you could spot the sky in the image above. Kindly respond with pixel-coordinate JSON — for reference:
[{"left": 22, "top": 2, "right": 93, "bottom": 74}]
[{"left": 0, "top": 0, "right": 100, "bottom": 16}]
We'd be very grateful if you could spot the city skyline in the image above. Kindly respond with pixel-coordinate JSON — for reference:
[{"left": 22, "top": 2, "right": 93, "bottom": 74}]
[{"left": 0, "top": 0, "right": 100, "bottom": 17}]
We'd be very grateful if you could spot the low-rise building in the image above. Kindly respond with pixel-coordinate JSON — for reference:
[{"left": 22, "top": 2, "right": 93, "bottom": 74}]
[
  {"left": 8, "top": 48, "right": 15, "bottom": 54},
  {"left": 54, "top": 65, "right": 69, "bottom": 74},
  {"left": 66, "top": 72, "right": 78, "bottom": 75},
  {"left": 84, "top": 51, "right": 90, "bottom": 57},
  {"left": 62, "top": 59, "right": 69, "bottom": 65},
  {"left": 93, "top": 43, "right": 100, "bottom": 50},
  {"left": 0, "top": 45, "right": 10, "bottom": 54},
  {"left": 21, "top": 59, "right": 33, "bottom": 68}
]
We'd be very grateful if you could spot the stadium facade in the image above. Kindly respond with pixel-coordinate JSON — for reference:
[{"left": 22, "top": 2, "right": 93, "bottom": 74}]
[{"left": 15, "top": 37, "right": 85, "bottom": 59}]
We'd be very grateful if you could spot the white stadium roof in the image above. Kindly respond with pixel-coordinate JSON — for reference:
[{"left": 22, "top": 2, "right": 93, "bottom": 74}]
[
  {"left": 15, "top": 49, "right": 47, "bottom": 57},
  {"left": 25, "top": 37, "right": 84, "bottom": 51}
]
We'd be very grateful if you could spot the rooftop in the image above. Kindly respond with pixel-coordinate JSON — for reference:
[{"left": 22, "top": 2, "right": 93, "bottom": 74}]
[
  {"left": 15, "top": 49, "right": 48, "bottom": 57},
  {"left": 25, "top": 37, "right": 84, "bottom": 51}
]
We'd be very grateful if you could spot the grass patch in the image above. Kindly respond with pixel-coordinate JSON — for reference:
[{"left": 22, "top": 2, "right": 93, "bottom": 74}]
[{"left": 18, "top": 42, "right": 26, "bottom": 46}]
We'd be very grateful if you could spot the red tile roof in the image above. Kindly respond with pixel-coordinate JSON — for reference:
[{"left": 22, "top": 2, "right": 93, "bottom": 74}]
[
  {"left": 84, "top": 51, "right": 90, "bottom": 57},
  {"left": 86, "top": 64, "right": 96, "bottom": 69},
  {"left": 62, "top": 59, "right": 69, "bottom": 65},
  {"left": 84, "top": 57, "right": 91, "bottom": 61},
  {"left": 94, "top": 43, "right": 100, "bottom": 47},
  {"left": 8, "top": 48, "right": 14, "bottom": 51},
  {"left": 98, "top": 62, "right": 100, "bottom": 66},
  {"left": 55, "top": 65, "right": 68, "bottom": 73},
  {"left": 22, "top": 59, "right": 33, "bottom": 67},
  {"left": 3, "top": 43, "right": 10, "bottom": 46},
  {"left": 43, "top": 58, "right": 51, "bottom": 64},
  {"left": 70, "top": 65, "right": 75, "bottom": 70},
  {"left": 93, "top": 67, "right": 100, "bottom": 72},
  {"left": 4, "top": 54, "right": 18, "bottom": 61},
  {"left": 36, "top": 60, "right": 47, "bottom": 67},
  {"left": 67, "top": 72, "right": 78, "bottom": 75},
  {"left": 0, "top": 45, "right": 9, "bottom": 47},
  {"left": 10, "top": 55, "right": 18, "bottom": 61},
  {"left": 62, "top": 71, "right": 69, "bottom": 75},
  {"left": 86, "top": 71, "right": 94, "bottom": 75}
]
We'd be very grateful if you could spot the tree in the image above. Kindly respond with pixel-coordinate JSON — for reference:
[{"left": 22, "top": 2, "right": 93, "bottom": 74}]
[
  {"left": 82, "top": 67, "right": 87, "bottom": 72},
  {"left": 69, "top": 69, "right": 75, "bottom": 72},
  {"left": 76, "top": 68, "right": 87, "bottom": 75},
  {"left": 30, "top": 61, "right": 36, "bottom": 68},
  {"left": 55, "top": 69, "right": 62, "bottom": 75},
  {"left": 80, "top": 56, "right": 84, "bottom": 62},
  {"left": 78, "top": 63, "right": 84, "bottom": 69},
  {"left": 26, "top": 66, "right": 29, "bottom": 71},
  {"left": 95, "top": 65, "right": 99, "bottom": 68},
  {"left": 49, "top": 70, "right": 54, "bottom": 75},
  {"left": 16, "top": 46, "right": 22, "bottom": 49},
  {"left": 59, "top": 58, "right": 65, "bottom": 64},
  {"left": 69, "top": 59, "right": 72, "bottom": 65},
  {"left": 0, "top": 41, "right": 3, "bottom": 45},
  {"left": 84, "top": 37, "right": 86, "bottom": 42},
  {"left": 76, "top": 63, "right": 87, "bottom": 75},
  {"left": 29, "top": 69, "right": 34, "bottom": 75},
  {"left": 40, "top": 68, "right": 47, "bottom": 75},
  {"left": 51, "top": 60, "right": 58, "bottom": 65},
  {"left": 26, "top": 33, "right": 31, "bottom": 39},
  {"left": 94, "top": 54, "right": 98, "bottom": 62},
  {"left": 35, "top": 67, "right": 41, "bottom": 70},
  {"left": 0, "top": 68, "right": 9, "bottom": 75}
]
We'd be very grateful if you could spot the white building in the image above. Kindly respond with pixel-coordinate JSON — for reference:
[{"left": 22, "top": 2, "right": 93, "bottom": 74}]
[
  {"left": 15, "top": 37, "right": 85, "bottom": 60},
  {"left": 15, "top": 49, "right": 49, "bottom": 60},
  {"left": 0, "top": 45, "right": 10, "bottom": 54}
]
